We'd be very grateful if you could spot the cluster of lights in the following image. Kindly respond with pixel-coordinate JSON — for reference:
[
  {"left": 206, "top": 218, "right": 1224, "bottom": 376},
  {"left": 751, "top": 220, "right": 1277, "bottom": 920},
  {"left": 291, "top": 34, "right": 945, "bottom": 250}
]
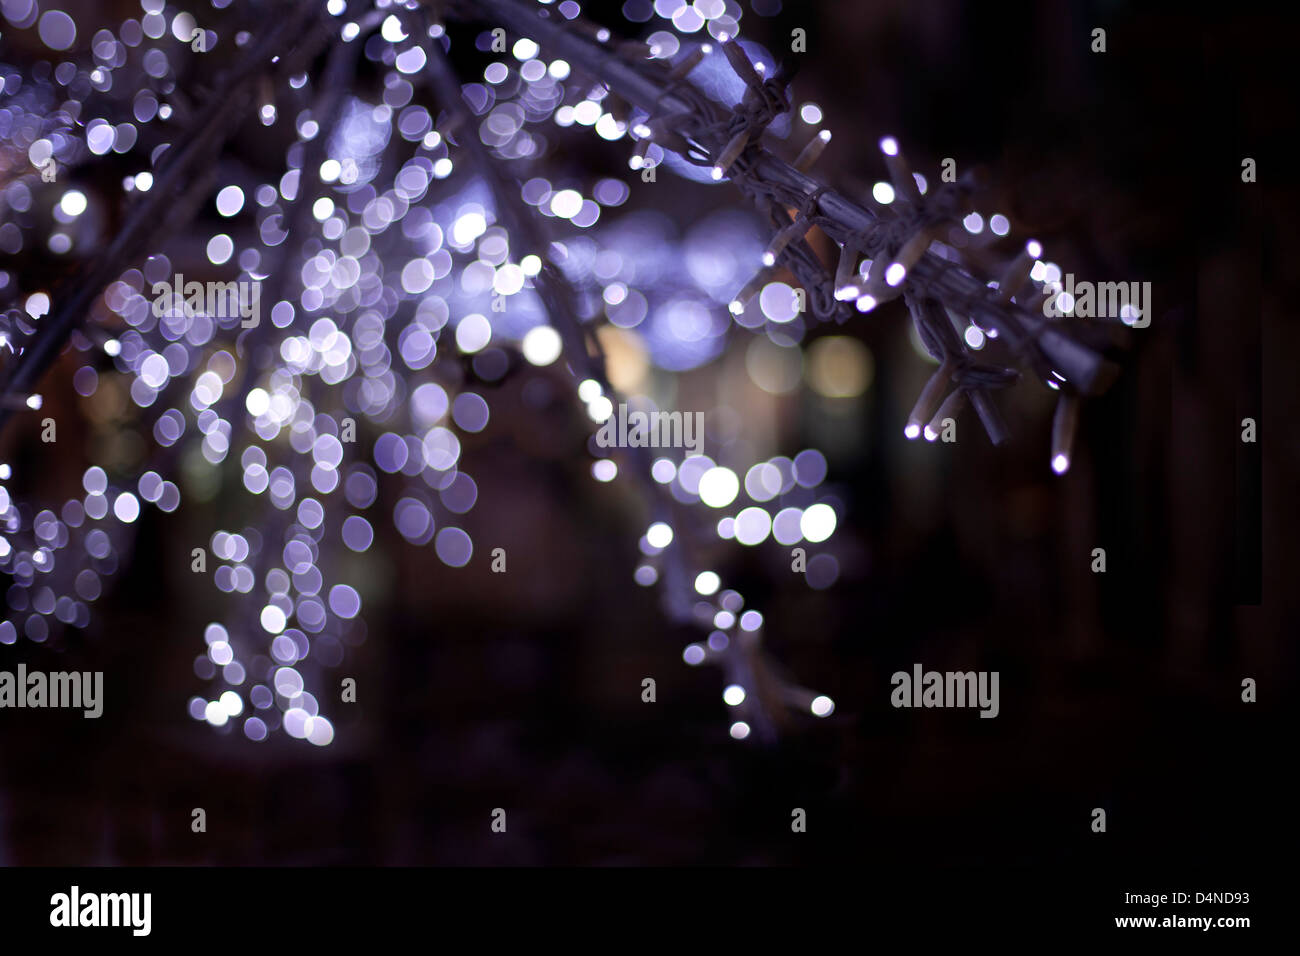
[{"left": 0, "top": 0, "right": 836, "bottom": 744}]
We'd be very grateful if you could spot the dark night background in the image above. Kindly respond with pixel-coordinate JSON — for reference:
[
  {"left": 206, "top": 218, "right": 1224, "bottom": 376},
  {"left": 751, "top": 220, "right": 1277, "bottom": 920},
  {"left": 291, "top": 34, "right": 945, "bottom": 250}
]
[{"left": 0, "top": 0, "right": 1293, "bottom": 874}]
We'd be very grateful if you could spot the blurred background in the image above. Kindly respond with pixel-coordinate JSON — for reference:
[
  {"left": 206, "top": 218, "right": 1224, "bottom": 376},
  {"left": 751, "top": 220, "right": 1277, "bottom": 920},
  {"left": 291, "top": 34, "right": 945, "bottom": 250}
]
[{"left": 0, "top": 0, "right": 1292, "bottom": 866}]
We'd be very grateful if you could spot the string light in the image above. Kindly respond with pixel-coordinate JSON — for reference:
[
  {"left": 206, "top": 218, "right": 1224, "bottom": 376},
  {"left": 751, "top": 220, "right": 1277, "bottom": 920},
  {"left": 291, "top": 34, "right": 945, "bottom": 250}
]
[{"left": 0, "top": 0, "right": 1112, "bottom": 749}]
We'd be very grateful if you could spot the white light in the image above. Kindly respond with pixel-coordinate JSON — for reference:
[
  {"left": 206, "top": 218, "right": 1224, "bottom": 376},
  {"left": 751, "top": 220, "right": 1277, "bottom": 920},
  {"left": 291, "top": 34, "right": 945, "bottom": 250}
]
[
  {"left": 652, "top": 458, "right": 677, "bottom": 483},
  {"left": 811, "top": 695, "right": 834, "bottom": 716},
  {"left": 1026, "top": 239, "right": 1043, "bottom": 258},
  {"left": 698, "top": 466, "right": 739, "bottom": 508},
  {"left": 885, "top": 262, "right": 906, "bottom": 286},
  {"left": 215, "top": 185, "right": 244, "bottom": 216},
  {"left": 733, "top": 506, "right": 771, "bottom": 546},
  {"left": 695, "top": 571, "right": 721, "bottom": 595},
  {"left": 872, "top": 181, "right": 895, "bottom": 204},
  {"left": 113, "top": 492, "right": 140, "bottom": 522},
  {"left": 452, "top": 211, "right": 487, "bottom": 245},
  {"left": 595, "top": 113, "right": 625, "bottom": 141},
  {"left": 723, "top": 684, "right": 746, "bottom": 706},
  {"left": 572, "top": 100, "right": 601, "bottom": 125},
  {"left": 260, "top": 605, "right": 287, "bottom": 634},
  {"left": 206, "top": 234, "right": 233, "bottom": 265},
  {"left": 963, "top": 212, "right": 984, "bottom": 234},
  {"left": 521, "top": 325, "right": 562, "bottom": 365},
  {"left": 204, "top": 701, "right": 229, "bottom": 727},
  {"left": 879, "top": 136, "right": 899, "bottom": 156},
  {"left": 455, "top": 313, "right": 492, "bottom": 353},
  {"left": 550, "top": 189, "right": 583, "bottom": 219},
  {"left": 1052, "top": 454, "right": 1070, "bottom": 474},
  {"left": 381, "top": 15, "right": 407, "bottom": 42},
  {"left": 138, "top": 352, "right": 168, "bottom": 390},
  {"left": 856, "top": 295, "right": 877, "bottom": 313},
  {"left": 904, "top": 423, "right": 921, "bottom": 439},
  {"left": 646, "top": 521, "right": 674, "bottom": 549},
  {"left": 729, "top": 721, "right": 750, "bottom": 740},
  {"left": 220, "top": 691, "right": 244, "bottom": 717},
  {"left": 801, "top": 503, "right": 837, "bottom": 542},
  {"left": 307, "top": 717, "right": 334, "bottom": 747},
  {"left": 24, "top": 292, "right": 50, "bottom": 319},
  {"left": 246, "top": 388, "right": 270, "bottom": 416},
  {"left": 394, "top": 46, "right": 426, "bottom": 74},
  {"left": 59, "top": 190, "right": 87, "bottom": 217}
]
